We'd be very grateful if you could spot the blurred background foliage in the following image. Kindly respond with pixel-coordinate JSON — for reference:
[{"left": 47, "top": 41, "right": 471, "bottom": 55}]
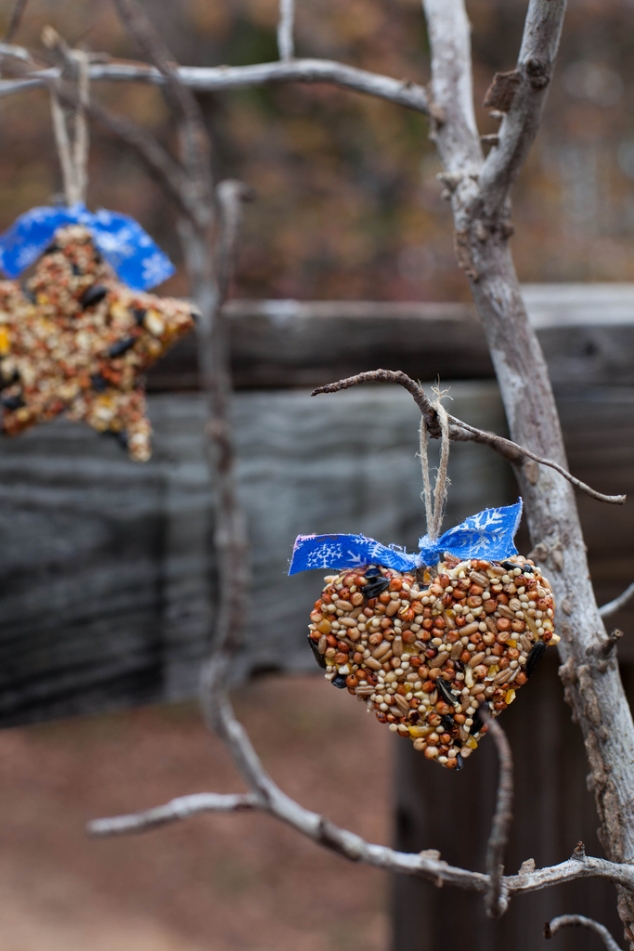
[{"left": 2, "top": 0, "right": 634, "bottom": 302}]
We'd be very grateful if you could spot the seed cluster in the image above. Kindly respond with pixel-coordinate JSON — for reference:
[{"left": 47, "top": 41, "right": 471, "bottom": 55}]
[
  {"left": 0, "top": 225, "right": 195, "bottom": 461},
  {"left": 308, "top": 556, "right": 557, "bottom": 768}
]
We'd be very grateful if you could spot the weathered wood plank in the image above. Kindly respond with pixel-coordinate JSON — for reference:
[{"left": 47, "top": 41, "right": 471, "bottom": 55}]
[
  {"left": 147, "top": 290, "right": 634, "bottom": 391},
  {"left": 0, "top": 379, "right": 630, "bottom": 725},
  {"left": 0, "top": 384, "right": 510, "bottom": 725}
]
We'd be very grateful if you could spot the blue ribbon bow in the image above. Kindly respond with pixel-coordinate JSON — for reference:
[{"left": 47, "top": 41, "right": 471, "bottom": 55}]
[
  {"left": 0, "top": 204, "right": 175, "bottom": 291},
  {"left": 288, "top": 499, "right": 523, "bottom": 575}
]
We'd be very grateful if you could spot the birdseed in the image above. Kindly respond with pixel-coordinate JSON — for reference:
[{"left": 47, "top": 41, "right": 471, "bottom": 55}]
[
  {"left": 307, "top": 555, "right": 557, "bottom": 768},
  {"left": 0, "top": 225, "right": 195, "bottom": 461}
]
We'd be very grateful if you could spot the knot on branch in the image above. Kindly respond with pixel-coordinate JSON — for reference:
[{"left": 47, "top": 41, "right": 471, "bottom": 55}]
[{"left": 525, "top": 57, "right": 550, "bottom": 89}]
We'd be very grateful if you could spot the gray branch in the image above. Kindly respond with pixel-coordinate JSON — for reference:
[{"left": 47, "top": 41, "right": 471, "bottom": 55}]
[
  {"left": 0, "top": 57, "right": 430, "bottom": 114},
  {"left": 87, "top": 683, "right": 634, "bottom": 899},
  {"left": 545, "top": 914, "right": 623, "bottom": 951},
  {"left": 88, "top": 793, "right": 259, "bottom": 835},
  {"left": 600, "top": 583, "right": 634, "bottom": 619},
  {"left": 277, "top": 0, "right": 295, "bottom": 61},
  {"left": 479, "top": 0, "right": 568, "bottom": 216},
  {"left": 421, "top": 0, "right": 481, "bottom": 185},
  {"left": 484, "top": 713, "right": 514, "bottom": 918}
]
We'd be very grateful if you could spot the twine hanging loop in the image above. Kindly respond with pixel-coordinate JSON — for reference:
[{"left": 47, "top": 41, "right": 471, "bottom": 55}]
[
  {"left": 44, "top": 27, "right": 90, "bottom": 207},
  {"left": 419, "top": 396, "right": 450, "bottom": 543}
]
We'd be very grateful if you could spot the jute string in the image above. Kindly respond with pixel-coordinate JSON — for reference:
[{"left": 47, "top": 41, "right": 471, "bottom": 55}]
[
  {"left": 419, "top": 398, "right": 450, "bottom": 543},
  {"left": 49, "top": 48, "right": 90, "bottom": 207}
]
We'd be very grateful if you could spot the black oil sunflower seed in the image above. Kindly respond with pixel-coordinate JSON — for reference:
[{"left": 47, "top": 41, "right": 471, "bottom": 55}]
[
  {"left": 90, "top": 373, "right": 108, "bottom": 392},
  {"left": 526, "top": 641, "right": 547, "bottom": 678},
  {"left": 109, "top": 336, "right": 136, "bottom": 358},
  {"left": 307, "top": 635, "right": 327, "bottom": 670},
  {"left": 436, "top": 677, "right": 459, "bottom": 707},
  {"left": 79, "top": 284, "right": 108, "bottom": 309},
  {"left": 1, "top": 393, "right": 24, "bottom": 410},
  {"left": 331, "top": 673, "right": 348, "bottom": 689},
  {"left": 470, "top": 704, "right": 485, "bottom": 735},
  {"left": 363, "top": 576, "right": 390, "bottom": 599}
]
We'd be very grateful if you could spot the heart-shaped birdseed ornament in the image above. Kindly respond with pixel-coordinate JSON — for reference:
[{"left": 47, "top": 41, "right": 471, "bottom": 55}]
[
  {"left": 290, "top": 496, "right": 557, "bottom": 768},
  {"left": 307, "top": 555, "right": 557, "bottom": 768},
  {"left": 0, "top": 225, "right": 195, "bottom": 461}
]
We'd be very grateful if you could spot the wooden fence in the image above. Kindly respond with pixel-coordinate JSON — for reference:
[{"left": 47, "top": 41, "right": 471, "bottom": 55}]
[{"left": 0, "top": 286, "right": 632, "bottom": 950}]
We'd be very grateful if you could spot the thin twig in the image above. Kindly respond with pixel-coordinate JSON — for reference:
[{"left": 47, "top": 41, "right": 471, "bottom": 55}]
[
  {"left": 447, "top": 416, "right": 625, "bottom": 505},
  {"left": 4, "top": 0, "right": 28, "bottom": 43},
  {"left": 600, "top": 584, "right": 634, "bottom": 619},
  {"left": 88, "top": 792, "right": 259, "bottom": 835},
  {"left": 0, "top": 50, "right": 192, "bottom": 221},
  {"left": 0, "top": 58, "right": 431, "bottom": 115},
  {"left": 215, "top": 180, "right": 256, "bottom": 302},
  {"left": 312, "top": 369, "right": 441, "bottom": 437},
  {"left": 545, "top": 914, "right": 622, "bottom": 951},
  {"left": 110, "top": 0, "right": 213, "bottom": 229},
  {"left": 483, "top": 711, "right": 514, "bottom": 918},
  {"left": 311, "top": 370, "right": 626, "bottom": 505},
  {"left": 277, "top": 0, "right": 295, "bottom": 61}
]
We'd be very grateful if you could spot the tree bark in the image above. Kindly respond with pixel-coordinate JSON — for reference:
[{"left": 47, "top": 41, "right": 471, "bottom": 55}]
[{"left": 465, "top": 228, "right": 634, "bottom": 942}]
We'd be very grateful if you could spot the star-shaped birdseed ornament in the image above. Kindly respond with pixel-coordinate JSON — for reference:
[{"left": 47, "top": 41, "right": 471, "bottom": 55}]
[
  {"left": 0, "top": 225, "right": 195, "bottom": 461},
  {"left": 307, "top": 556, "right": 557, "bottom": 768}
]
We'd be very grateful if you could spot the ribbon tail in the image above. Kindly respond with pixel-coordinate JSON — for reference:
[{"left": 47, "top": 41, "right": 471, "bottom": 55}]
[
  {"left": 0, "top": 206, "right": 76, "bottom": 278},
  {"left": 289, "top": 533, "right": 418, "bottom": 575},
  {"left": 419, "top": 499, "right": 524, "bottom": 564}
]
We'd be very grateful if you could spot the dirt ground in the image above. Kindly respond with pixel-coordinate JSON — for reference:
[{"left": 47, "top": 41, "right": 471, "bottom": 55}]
[{"left": 0, "top": 676, "right": 392, "bottom": 951}]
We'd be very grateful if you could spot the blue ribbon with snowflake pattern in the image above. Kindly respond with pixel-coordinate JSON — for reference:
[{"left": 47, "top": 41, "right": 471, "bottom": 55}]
[
  {"left": 0, "top": 204, "right": 175, "bottom": 291},
  {"left": 288, "top": 499, "right": 523, "bottom": 574}
]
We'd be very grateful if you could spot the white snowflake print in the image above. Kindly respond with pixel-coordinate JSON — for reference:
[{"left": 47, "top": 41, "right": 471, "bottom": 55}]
[
  {"left": 306, "top": 542, "right": 344, "bottom": 568},
  {"left": 141, "top": 252, "right": 173, "bottom": 287},
  {"left": 95, "top": 227, "right": 135, "bottom": 264}
]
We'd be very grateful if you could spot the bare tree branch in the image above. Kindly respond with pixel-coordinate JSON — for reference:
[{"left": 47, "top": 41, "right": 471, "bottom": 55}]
[
  {"left": 312, "top": 369, "right": 441, "bottom": 435},
  {"left": 215, "top": 180, "right": 256, "bottom": 302},
  {"left": 311, "top": 369, "right": 626, "bottom": 505},
  {"left": 277, "top": 0, "right": 295, "bottom": 61},
  {"left": 421, "top": 0, "right": 634, "bottom": 939},
  {"left": 448, "top": 417, "right": 625, "bottom": 505},
  {"left": 0, "top": 58, "right": 431, "bottom": 114},
  {"left": 545, "top": 914, "right": 623, "bottom": 951},
  {"left": 0, "top": 49, "right": 193, "bottom": 221},
  {"left": 3, "top": 0, "right": 28, "bottom": 43},
  {"left": 87, "top": 671, "right": 634, "bottom": 900},
  {"left": 600, "top": 584, "right": 634, "bottom": 619},
  {"left": 110, "top": 0, "right": 213, "bottom": 229},
  {"left": 421, "top": 0, "right": 481, "bottom": 185},
  {"left": 479, "top": 0, "right": 568, "bottom": 216},
  {"left": 88, "top": 793, "right": 259, "bottom": 835},
  {"left": 483, "top": 712, "right": 513, "bottom": 918}
]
